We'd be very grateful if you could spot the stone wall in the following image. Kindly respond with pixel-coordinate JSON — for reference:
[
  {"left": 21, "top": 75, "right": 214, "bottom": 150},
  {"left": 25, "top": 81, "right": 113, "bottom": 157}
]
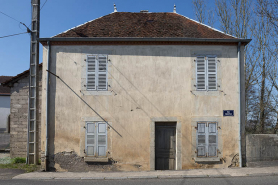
[
  {"left": 9, "top": 71, "right": 42, "bottom": 158},
  {"left": 246, "top": 134, "right": 278, "bottom": 163}
]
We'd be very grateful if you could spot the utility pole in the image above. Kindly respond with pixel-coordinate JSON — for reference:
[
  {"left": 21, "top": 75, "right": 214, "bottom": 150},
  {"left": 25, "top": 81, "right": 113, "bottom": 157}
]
[{"left": 27, "top": 0, "right": 40, "bottom": 165}]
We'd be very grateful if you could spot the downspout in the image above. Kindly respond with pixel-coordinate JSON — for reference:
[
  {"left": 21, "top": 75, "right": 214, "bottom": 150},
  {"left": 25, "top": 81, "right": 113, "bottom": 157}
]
[
  {"left": 238, "top": 42, "right": 242, "bottom": 168},
  {"left": 45, "top": 41, "right": 51, "bottom": 171}
]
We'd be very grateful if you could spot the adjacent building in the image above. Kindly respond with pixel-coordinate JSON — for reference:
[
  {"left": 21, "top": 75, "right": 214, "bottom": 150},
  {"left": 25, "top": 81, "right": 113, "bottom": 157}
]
[{"left": 3, "top": 65, "right": 42, "bottom": 157}]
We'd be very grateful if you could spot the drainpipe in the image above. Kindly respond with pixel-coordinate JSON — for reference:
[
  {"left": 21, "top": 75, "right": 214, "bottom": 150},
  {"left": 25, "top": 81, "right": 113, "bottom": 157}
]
[
  {"left": 238, "top": 42, "right": 242, "bottom": 168},
  {"left": 45, "top": 41, "right": 51, "bottom": 171}
]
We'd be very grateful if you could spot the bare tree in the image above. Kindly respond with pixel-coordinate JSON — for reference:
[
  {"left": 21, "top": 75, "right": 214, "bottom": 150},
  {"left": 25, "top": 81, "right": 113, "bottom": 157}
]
[{"left": 192, "top": 0, "right": 207, "bottom": 24}]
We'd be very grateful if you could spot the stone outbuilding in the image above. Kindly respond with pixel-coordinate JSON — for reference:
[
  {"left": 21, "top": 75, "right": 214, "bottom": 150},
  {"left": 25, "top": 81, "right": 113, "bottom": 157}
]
[
  {"left": 3, "top": 65, "right": 42, "bottom": 157},
  {"left": 39, "top": 11, "right": 250, "bottom": 171}
]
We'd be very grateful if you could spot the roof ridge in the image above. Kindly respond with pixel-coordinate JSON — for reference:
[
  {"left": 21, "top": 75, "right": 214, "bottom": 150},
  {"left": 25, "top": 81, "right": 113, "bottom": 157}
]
[
  {"left": 175, "top": 13, "right": 237, "bottom": 39},
  {"left": 52, "top": 12, "right": 115, "bottom": 38}
]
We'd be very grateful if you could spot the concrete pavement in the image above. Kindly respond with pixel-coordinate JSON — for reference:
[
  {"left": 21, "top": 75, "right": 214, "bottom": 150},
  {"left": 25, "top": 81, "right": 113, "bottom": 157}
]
[{"left": 13, "top": 166, "right": 278, "bottom": 180}]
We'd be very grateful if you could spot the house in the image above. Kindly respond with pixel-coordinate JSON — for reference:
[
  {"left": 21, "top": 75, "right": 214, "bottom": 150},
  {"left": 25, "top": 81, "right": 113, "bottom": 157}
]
[
  {"left": 0, "top": 76, "right": 12, "bottom": 151},
  {"left": 38, "top": 9, "right": 250, "bottom": 171},
  {"left": 2, "top": 65, "right": 42, "bottom": 157}
]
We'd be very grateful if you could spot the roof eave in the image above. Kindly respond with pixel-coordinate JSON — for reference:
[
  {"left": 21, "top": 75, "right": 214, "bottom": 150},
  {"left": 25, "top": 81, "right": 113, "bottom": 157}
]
[{"left": 38, "top": 37, "right": 252, "bottom": 44}]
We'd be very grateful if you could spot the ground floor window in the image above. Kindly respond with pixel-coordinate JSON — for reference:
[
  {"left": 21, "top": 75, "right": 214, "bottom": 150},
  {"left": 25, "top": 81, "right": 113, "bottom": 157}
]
[
  {"left": 197, "top": 122, "right": 218, "bottom": 157},
  {"left": 85, "top": 122, "right": 107, "bottom": 157}
]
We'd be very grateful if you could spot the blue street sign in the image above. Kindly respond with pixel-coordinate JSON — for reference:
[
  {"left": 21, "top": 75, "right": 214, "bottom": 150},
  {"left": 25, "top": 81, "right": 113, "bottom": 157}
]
[{"left": 223, "top": 110, "right": 234, "bottom": 116}]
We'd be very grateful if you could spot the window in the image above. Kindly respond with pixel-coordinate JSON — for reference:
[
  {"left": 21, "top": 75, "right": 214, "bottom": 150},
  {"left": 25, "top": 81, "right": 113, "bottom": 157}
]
[
  {"left": 197, "top": 122, "right": 218, "bottom": 157},
  {"left": 196, "top": 56, "right": 217, "bottom": 91},
  {"left": 87, "top": 54, "right": 108, "bottom": 91},
  {"left": 85, "top": 122, "right": 107, "bottom": 157}
]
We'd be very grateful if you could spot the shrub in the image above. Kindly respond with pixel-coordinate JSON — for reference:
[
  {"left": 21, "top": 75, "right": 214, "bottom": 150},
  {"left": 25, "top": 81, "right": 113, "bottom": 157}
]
[{"left": 12, "top": 157, "right": 26, "bottom": 164}]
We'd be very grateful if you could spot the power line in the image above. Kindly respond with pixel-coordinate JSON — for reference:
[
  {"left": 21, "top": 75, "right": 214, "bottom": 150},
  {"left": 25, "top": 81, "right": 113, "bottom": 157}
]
[
  {"left": 0, "top": 11, "right": 21, "bottom": 23},
  {"left": 41, "top": 0, "right": 48, "bottom": 10},
  {"left": 0, "top": 32, "right": 28, "bottom": 39}
]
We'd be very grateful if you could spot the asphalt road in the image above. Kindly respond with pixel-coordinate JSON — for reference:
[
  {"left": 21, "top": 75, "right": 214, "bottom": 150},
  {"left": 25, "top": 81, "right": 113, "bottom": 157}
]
[{"left": 1, "top": 176, "right": 278, "bottom": 185}]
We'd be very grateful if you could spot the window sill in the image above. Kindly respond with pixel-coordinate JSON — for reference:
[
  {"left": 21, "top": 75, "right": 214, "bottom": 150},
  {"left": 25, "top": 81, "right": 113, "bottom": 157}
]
[
  {"left": 84, "top": 157, "right": 109, "bottom": 162},
  {"left": 81, "top": 91, "right": 112, "bottom": 96},
  {"left": 194, "top": 157, "right": 220, "bottom": 162},
  {"left": 191, "top": 90, "right": 220, "bottom": 96}
]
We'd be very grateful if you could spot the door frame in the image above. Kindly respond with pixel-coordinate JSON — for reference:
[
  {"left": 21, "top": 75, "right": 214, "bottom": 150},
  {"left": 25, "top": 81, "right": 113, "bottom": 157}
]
[{"left": 150, "top": 117, "right": 182, "bottom": 170}]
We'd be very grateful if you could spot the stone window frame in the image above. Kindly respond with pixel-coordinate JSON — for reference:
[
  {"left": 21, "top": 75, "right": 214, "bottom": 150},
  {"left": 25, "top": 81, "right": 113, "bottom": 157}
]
[
  {"left": 191, "top": 117, "right": 222, "bottom": 162},
  {"left": 81, "top": 52, "right": 112, "bottom": 96},
  {"left": 191, "top": 50, "right": 222, "bottom": 96},
  {"left": 79, "top": 116, "right": 112, "bottom": 161}
]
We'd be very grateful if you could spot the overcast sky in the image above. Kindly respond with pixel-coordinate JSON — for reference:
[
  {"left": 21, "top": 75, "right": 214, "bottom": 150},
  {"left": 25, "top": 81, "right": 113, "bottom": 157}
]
[{"left": 0, "top": 0, "right": 214, "bottom": 76}]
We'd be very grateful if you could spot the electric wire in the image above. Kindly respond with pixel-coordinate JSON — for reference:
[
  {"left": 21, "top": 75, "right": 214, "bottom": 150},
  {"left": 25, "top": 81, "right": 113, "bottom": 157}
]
[
  {"left": 0, "top": 32, "right": 28, "bottom": 39},
  {"left": 46, "top": 70, "right": 122, "bottom": 137},
  {"left": 0, "top": 11, "right": 21, "bottom": 23}
]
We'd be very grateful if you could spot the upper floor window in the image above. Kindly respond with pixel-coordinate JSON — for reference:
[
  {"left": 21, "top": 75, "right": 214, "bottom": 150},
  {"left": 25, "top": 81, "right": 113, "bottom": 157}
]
[
  {"left": 196, "top": 56, "right": 217, "bottom": 91},
  {"left": 87, "top": 54, "right": 108, "bottom": 91}
]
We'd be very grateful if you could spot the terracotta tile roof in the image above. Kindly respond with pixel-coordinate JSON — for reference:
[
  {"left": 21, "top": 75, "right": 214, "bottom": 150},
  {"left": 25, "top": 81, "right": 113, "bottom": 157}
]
[
  {"left": 0, "top": 76, "right": 13, "bottom": 95},
  {"left": 54, "top": 12, "right": 236, "bottom": 39},
  {"left": 2, "top": 63, "right": 42, "bottom": 86}
]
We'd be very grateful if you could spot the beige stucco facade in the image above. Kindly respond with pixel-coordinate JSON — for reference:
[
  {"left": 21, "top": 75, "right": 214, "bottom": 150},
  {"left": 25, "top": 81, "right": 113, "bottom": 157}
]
[{"left": 41, "top": 44, "right": 245, "bottom": 171}]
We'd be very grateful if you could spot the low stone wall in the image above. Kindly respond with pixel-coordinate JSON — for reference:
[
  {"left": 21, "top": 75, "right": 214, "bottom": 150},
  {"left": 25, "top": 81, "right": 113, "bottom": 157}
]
[{"left": 246, "top": 134, "right": 278, "bottom": 163}]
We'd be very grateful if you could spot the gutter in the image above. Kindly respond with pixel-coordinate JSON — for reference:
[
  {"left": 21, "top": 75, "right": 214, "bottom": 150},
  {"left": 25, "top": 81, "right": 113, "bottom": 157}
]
[
  {"left": 238, "top": 42, "right": 242, "bottom": 167},
  {"left": 45, "top": 41, "right": 51, "bottom": 171},
  {"left": 37, "top": 37, "right": 252, "bottom": 44}
]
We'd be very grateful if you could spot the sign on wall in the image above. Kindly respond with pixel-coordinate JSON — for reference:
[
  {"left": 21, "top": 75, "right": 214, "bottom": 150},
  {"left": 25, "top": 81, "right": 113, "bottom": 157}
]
[{"left": 223, "top": 110, "right": 234, "bottom": 116}]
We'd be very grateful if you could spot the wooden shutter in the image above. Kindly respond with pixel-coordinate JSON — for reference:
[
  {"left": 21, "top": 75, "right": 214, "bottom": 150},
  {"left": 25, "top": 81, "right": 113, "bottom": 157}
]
[
  {"left": 97, "top": 122, "right": 107, "bottom": 156},
  {"left": 97, "top": 55, "right": 107, "bottom": 90},
  {"left": 207, "top": 57, "right": 217, "bottom": 90},
  {"left": 208, "top": 122, "right": 217, "bottom": 157},
  {"left": 196, "top": 57, "right": 206, "bottom": 90},
  {"left": 87, "top": 55, "right": 96, "bottom": 90},
  {"left": 86, "top": 122, "right": 96, "bottom": 156},
  {"left": 197, "top": 123, "right": 206, "bottom": 157}
]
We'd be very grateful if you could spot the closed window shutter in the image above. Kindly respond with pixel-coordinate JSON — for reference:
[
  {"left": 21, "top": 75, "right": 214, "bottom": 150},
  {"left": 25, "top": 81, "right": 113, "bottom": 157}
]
[
  {"left": 207, "top": 57, "right": 217, "bottom": 90},
  {"left": 87, "top": 55, "right": 96, "bottom": 90},
  {"left": 97, "top": 122, "right": 107, "bottom": 156},
  {"left": 97, "top": 55, "right": 107, "bottom": 90},
  {"left": 208, "top": 122, "right": 217, "bottom": 157},
  {"left": 197, "top": 123, "right": 206, "bottom": 157},
  {"left": 196, "top": 57, "right": 206, "bottom": 90},
  {"left": 86, "top": 122, "right": 96, "bottom": 156}
]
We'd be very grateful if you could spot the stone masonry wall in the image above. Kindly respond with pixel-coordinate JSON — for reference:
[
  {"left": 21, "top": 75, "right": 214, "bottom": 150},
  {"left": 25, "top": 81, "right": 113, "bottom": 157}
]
[
  {"left": 246, "top": 134, "right": 278, "bottom": 163},
  {"left": 10, "top": 71, "right": 42, "bottom": 158}
]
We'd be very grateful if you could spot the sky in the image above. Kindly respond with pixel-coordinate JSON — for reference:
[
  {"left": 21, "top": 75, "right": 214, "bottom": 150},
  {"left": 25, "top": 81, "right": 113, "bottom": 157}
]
[{"left": 0, "top": 0, "right": 214, "bottom": 76}]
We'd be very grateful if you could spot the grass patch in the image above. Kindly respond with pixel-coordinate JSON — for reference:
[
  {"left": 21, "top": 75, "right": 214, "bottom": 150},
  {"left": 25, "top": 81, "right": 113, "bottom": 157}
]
[
  {"left": 0, "top": 157, "right": 40, "bottom": 172},
  {"left": 0, "top": 163, "right": 39, "bottom": 173}
]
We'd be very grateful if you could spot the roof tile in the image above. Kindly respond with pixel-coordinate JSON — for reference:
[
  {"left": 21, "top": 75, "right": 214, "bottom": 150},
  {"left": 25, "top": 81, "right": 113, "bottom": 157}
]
[{"left": 54, "top": 12, "right": 236, "bottom": 39}]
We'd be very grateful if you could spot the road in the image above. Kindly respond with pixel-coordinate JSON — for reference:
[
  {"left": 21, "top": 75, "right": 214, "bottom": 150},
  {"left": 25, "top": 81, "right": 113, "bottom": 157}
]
[{"left": 0, "top": 176, "right": 278, "bottom": 185}]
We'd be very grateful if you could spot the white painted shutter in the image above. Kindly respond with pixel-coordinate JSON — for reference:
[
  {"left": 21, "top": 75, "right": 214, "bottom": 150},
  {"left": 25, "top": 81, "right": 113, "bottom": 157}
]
[
  {"left": 97, "top": 55, "right": 107, "bottom": 90},
  {"left": 196, "top": 57, "right": 206, "bottom": 90},
  {"left": 97, "top": 122, "right": 107, "bottom": 156},
  {"left": 197, "top": 123, "right": 206, "bottom": 157},
  {"left": 208, "top": 122, "right": 217, "bottom": 157},
  {"left": 87, "top": 55, "right": 96, "bottom": 90},
  {"left": 207, "top": 57, "right": 217, "bottom": 90},
  {"left": 86, "top": 122, "right": 96, "bottom": 156}
]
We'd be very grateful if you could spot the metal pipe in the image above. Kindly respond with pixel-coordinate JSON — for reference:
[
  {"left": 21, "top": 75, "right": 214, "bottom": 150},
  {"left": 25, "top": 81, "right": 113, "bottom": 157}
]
[
  {"left": 45, "top": 41, "right": 51, "bottom": 171},
  {"left": 238, "top": 42, "right": 242, "bottom": 168},
  {"left": 37, "top": 37, "right": 252, "bottom": 44}
]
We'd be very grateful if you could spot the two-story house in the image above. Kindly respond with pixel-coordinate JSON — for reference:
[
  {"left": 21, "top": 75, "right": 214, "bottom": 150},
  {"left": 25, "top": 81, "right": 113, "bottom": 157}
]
[{"left": 38, "top": 10, "right": 250, "bottom": 171}]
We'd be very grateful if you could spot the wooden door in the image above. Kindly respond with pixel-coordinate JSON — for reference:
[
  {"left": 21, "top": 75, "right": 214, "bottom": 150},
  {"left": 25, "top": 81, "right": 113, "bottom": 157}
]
[{"left": 155, "top": 125, "right": 176, "bottom": 170}]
